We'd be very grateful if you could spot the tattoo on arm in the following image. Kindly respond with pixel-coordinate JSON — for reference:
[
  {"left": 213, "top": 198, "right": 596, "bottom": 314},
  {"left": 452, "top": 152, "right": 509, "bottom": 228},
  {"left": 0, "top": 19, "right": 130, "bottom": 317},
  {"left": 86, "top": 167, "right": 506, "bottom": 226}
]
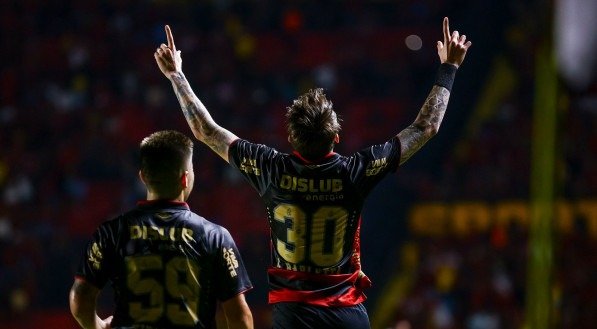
[
  {"left": 169, "top": 72, "right": 236, "bottom": 160},
  {"left": 398, "top": 86, "right": 450, "bottom": 164}
]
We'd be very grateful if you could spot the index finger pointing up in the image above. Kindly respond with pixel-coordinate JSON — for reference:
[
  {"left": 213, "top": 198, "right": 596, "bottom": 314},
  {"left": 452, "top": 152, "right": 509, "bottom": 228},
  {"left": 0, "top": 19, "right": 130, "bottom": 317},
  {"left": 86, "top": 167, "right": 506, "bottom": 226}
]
[
  {"left": 165, "top": 25, "right": 176, "bottom": 51},
  {"left": 443, "top": 17, "right": 450, "bottom": 44}
]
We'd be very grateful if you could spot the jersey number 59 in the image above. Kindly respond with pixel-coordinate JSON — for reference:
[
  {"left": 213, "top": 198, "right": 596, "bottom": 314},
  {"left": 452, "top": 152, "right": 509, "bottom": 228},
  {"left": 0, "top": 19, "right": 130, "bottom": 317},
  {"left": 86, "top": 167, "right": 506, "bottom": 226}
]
[{"left": 126, "top": 255, "right": 200, "bottom": 326}]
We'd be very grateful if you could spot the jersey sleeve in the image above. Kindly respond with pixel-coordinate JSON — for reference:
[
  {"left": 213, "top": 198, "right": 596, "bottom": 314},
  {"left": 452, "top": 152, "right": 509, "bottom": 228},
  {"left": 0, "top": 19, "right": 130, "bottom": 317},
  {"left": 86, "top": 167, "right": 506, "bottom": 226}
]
[
  {"left": 349, "top": 136, "right": 402, "bottom": 195},
  {"left": 228, "top": 139, "right": 279, "bottom": 196},
  {"left": 75, "top": 222, "right": 117, "bottom": 288},
  {"left": 213, "top": 227, "right": 253, "bottom": 301}
]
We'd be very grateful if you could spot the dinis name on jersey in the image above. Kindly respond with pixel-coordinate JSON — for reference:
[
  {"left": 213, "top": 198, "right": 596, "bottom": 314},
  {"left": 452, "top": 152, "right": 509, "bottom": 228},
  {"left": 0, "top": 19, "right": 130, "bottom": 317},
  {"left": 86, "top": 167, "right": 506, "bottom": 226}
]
[
  {"left": 130, "top": 224, "right": 195, "bottom": 243},
  {"left": 279, "top": 174, "right": 343, "bottom": 193}
]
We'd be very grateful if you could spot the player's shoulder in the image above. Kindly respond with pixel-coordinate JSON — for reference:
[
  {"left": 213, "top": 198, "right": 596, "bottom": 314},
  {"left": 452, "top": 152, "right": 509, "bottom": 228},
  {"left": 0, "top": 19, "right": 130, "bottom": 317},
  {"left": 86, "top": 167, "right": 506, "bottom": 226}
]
[
  {"left": 345, "top": 136, "right": 401, "bottom": 159},
  {"left": 98, "top": 211, "right": 129, "bottom": 230},
  {"left": 186, "top": 212, "right": 233, "bottom": 239},
  {"left": 187, "top": 214, "right": 238, "bottom": 251},
  {"left": 232, "top": 139, "right": 288, "bottom": 158},
  {"left": 185, "top": 212, "right": 215, "bottom": 229}
]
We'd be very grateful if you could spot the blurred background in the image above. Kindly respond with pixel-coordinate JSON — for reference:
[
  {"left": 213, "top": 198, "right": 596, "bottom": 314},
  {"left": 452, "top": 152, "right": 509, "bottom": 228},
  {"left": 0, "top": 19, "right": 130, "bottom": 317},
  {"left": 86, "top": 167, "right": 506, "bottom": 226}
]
[{"left": 1, "top": 0, "right": 595, "bottom": 328}]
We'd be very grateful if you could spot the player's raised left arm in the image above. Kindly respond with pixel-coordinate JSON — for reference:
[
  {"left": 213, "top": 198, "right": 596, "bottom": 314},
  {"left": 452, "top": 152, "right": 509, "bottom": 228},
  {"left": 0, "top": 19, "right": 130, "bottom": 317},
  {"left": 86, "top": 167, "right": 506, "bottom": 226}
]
[
  {"left": 397, "top": 17, "right": 471, "bottom": 164},
  {"left": 154, "top": 25, "right": 238, "bottom": 163}
]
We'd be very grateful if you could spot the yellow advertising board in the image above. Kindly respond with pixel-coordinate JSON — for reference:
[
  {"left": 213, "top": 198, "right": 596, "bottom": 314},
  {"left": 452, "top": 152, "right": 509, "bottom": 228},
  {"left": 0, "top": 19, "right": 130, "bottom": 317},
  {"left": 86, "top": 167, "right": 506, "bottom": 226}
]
[{"left": 408, "top": 200, "right": 597, "bottom": 238}]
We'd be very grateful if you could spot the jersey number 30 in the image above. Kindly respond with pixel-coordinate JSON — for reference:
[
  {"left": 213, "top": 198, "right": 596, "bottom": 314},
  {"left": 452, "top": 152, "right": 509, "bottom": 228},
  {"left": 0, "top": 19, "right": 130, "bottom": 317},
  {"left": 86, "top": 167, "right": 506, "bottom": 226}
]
[{"left": 274, "top": 204, "right": 348, "bottom": 267}]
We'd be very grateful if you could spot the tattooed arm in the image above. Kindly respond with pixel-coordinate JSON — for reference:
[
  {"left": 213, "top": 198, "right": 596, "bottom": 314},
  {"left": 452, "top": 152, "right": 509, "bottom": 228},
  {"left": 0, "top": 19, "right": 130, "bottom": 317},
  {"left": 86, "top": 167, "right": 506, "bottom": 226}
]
[
  {"left": 168, "top": 71, "right": 238, "bottom": 162},
  {"left": 397, "top": 17, "right": 471, "bottom": 164},
  {"left": 397, "top": 86, "right": 450, "bottom": 164},
  {"left": 155, "top": 25, "right": 238, "bottom": 162}
]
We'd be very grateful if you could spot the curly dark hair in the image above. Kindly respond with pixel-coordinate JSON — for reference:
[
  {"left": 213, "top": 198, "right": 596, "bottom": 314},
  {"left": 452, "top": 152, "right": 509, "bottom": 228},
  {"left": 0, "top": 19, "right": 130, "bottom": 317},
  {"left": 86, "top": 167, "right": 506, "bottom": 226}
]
[
  {"left": 139, "top": 130, "right": 194, "bottom": 197},
  {"left": 286, "top": 88, "right": 341, "bottom": 160}
]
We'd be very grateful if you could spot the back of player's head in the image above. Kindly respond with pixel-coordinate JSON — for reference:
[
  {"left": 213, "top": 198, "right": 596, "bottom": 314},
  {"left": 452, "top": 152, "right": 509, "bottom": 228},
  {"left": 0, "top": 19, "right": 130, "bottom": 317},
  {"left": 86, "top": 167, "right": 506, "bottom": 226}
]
[
  {"left": 139, "top": 130, "right": 194, "bottom": 197},
  {"left": 286, "top": 88, "right": 341, "bottom": 160}
]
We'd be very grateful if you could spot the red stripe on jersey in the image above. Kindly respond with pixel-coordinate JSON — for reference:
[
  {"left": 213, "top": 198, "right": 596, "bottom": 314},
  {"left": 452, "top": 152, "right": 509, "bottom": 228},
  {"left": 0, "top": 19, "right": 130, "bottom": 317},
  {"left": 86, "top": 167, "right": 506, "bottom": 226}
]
[
  {"left": 267, "top": 267, "right": 369, "bottom": 306},
  {"left": 268, "top": 216, "right": 372, "bottom": 306},
  {"left": 351, "top": 217, "right": 363, "bottom": 271}
]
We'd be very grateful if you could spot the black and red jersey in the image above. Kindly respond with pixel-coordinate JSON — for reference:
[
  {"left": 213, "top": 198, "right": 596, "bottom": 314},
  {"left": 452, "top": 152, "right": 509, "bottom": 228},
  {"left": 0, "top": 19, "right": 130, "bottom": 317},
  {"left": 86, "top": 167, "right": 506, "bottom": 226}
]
[
  {"left": 228, "top": 137, "right": 401, "bottom": 307},
  {"left": 75, "top": 200, "right": 252, "bottom": 329}
]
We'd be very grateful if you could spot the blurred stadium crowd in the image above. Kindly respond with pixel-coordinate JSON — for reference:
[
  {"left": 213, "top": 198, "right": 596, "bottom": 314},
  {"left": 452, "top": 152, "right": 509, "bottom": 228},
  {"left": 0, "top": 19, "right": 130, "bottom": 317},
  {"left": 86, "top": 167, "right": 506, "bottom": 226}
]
[{"left": 0, "top": 1, "right": 595, "bottom": 328}]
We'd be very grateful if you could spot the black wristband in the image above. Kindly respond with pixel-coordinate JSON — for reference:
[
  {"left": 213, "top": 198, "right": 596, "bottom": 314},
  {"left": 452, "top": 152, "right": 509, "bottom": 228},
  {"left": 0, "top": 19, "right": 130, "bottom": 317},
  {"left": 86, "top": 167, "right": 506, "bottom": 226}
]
[{"left": 434, "top": 63, "right": 458, "bottom": 91}]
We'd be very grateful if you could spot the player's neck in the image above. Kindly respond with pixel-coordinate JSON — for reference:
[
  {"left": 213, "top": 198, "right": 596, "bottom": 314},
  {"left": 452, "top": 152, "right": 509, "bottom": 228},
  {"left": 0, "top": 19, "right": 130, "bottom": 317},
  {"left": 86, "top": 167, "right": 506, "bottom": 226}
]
[{"left": 146, "top": 191, "right": 186, "bottom": 203}]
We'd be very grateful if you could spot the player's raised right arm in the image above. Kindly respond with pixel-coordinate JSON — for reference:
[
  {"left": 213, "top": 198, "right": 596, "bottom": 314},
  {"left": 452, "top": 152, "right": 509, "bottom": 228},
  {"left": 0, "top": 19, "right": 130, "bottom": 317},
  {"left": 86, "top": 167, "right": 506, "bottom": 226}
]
[
  {"left": 155, "top": 25, "right": 238, "bottom": 163},
  {"left": 396, "top": 17, "right": 471, "bottom": 165}
]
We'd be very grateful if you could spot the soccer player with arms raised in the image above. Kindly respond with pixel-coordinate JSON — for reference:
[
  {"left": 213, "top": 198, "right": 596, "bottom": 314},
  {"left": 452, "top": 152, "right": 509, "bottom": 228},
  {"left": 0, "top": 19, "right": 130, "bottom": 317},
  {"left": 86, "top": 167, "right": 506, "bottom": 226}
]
[
  {"left": 69, "top": 131, "right": 253, "bottom": 329},
  {"left": 155, "top": 18, "right": 471, "bottom": 329}
]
